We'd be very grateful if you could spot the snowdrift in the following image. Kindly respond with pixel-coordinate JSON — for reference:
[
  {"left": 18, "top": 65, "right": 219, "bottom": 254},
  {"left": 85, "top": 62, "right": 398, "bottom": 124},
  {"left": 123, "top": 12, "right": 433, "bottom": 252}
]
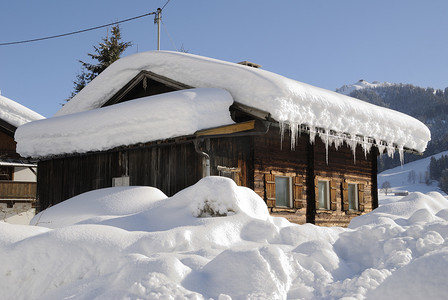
[{"left": 1, "top": 177, "right": 448, "bottom": 299}]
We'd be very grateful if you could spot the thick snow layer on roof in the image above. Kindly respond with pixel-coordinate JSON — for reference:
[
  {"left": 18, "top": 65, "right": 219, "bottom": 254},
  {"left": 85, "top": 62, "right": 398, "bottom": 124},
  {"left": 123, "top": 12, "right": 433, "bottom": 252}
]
[
  {"left": 15, "top": 88, "right": 234, "bottom": 157},
  {"left": 55, "top": 51, "right": 430, "bottom": 154},
  {"left": 1, "top": 176, "right": 448, "bottom": 299},
  {"left": 0, "top": 94, "right": 44, "bottom": 128}
]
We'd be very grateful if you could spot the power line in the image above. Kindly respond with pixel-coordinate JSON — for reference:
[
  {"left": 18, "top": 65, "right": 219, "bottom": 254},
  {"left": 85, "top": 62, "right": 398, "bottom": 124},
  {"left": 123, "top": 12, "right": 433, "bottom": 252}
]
[
  {"left": 161, "top": 0, "right": 172, "bottom": 10},
  {"left": 0, "top": 12, "right": 156, "bottom": 46}
]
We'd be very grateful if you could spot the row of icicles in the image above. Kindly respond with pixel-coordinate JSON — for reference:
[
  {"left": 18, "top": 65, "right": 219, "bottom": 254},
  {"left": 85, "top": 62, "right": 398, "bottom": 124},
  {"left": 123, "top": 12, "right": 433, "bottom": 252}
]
[{"left": 279, "top": 122, "right": 404, "bottom": 165}]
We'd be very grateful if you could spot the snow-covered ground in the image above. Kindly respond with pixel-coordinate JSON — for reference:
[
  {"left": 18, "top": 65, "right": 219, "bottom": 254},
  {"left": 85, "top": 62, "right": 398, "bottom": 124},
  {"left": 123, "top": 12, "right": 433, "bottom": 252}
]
[
  {"left": 378, "top": 151, "right": 448, "bottom": 196},
  {"left": 1, "top": 155, "right": 448, "bottom": 299}
]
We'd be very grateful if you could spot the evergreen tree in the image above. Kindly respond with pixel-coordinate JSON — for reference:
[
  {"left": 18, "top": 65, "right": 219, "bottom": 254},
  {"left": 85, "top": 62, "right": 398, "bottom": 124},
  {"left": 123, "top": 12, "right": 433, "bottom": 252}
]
[
  {"left": 67, "top": 24, "right": 132, "bottom": 101},
  {"left": 439, "top": 169, "right": 448, "bottom": 193}
]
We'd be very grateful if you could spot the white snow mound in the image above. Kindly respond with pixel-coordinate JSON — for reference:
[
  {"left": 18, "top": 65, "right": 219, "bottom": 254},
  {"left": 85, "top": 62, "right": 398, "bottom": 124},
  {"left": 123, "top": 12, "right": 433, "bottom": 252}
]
[{"left": 1, "top": 177, "right": 448, "bottom": 299}]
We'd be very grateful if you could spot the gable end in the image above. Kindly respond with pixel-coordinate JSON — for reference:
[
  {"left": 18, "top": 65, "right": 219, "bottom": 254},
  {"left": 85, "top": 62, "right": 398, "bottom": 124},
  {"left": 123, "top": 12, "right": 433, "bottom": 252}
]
[{"left": 102, "top": 70, "right": 193, "bottom": 107}]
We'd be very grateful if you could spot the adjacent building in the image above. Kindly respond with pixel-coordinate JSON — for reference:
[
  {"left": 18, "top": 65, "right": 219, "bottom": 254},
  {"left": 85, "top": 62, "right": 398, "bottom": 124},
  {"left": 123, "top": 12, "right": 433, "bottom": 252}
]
[{"left": 0, "top": 94, "right": 44, "bottom": 223}]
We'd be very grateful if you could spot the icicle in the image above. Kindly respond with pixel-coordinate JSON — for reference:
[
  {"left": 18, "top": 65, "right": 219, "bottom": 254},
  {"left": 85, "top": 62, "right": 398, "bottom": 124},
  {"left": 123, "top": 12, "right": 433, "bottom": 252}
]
[
  {"left": 386, "top": 143, "right": 395, "bottom": 159},
  {"left": 377, "top": 143, "right": 386, "bottom": 156},
  {"left": 347, "top": 138, "right": 357, "bottom": 164},
  {"left": 290, "top": 122, "right": 299, "bottom": 150},
  {"left": 309, "top": 127, "right": 316, "bottom": 145},
  {"left": 325, "top": 130, "right": 329, "bottom": 165},
  {"left": 362, "top": 137, "right": 373, "bottom": 159},
  {"left": 279, "top": 122, "right": 285, "bottom": 150},
  {"left": 398, "top": 146, "right": 404, "bottom": 165}
]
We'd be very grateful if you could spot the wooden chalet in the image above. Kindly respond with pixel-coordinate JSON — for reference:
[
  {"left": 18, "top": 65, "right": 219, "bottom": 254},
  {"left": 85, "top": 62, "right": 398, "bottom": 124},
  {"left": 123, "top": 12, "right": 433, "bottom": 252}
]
[
  {"left": 0, "top": 95, "right": 43, "bottom": 223},
  {"left": 16, "top": 51, "right": 430, "bottom": 227}
]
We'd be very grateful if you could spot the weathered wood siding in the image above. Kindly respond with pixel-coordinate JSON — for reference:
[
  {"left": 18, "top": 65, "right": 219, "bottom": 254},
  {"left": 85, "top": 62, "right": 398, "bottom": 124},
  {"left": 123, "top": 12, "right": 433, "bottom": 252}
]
[
  {"left": 207, "top": 136, "right": 253, "bottom": 188},
  {"left": 312, "top": 137, "right": 376, "bottom": 227},
  {"left": 0, "top": 130, "right": 18, "bottom": 158},
  {"left": 36, "top": 127, "right": 378, "bottom": 227},
  {"left": 253, "top": 129, "right": 310, "bottom": 224},
  {"left": 253, "top": 127, "right": 377, "bottom": 227},
  {"left": 0, "top": 181, "right": 36, "bottom": 200},
  {"left": 37, "top": 142, "right": 203, "bottom": 211}
]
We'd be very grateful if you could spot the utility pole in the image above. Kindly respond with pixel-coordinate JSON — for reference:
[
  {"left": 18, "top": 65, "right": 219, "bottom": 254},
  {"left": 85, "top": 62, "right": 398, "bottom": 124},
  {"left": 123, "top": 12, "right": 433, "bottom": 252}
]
[{"left": 155, "top": 8, "right": 162, "bottom": 50}]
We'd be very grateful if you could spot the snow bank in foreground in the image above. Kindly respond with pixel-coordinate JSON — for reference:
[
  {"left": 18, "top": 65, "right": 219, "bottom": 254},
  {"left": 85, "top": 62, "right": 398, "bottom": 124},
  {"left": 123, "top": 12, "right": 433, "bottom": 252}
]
[
  {"left": 0, "top": 94, "right": 44, "bottom": 128},
  {"left": 55, "top": 51, "right": 430, "bottom": 155},
  {"left": 1, "top": 177, "right": 448, "bottom": 299},
  {"left": 15, "top": 88, "right": 234, "bottom": 157}
]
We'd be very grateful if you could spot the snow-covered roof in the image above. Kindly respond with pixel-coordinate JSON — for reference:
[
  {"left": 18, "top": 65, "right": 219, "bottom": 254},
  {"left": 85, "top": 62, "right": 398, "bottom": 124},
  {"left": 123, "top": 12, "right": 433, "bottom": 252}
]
[
  {"left": 0, "top": 94, "right": 44, "bottom": 128},
  {"left": 54, "top": 51, "right": 430, "bottom": 157},
  {"left": 15, "top": 88, "right": 234, "bottom": 158}
]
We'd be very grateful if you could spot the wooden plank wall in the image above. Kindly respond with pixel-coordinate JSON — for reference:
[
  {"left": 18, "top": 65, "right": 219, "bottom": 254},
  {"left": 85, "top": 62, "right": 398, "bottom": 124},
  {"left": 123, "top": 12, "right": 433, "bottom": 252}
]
[
  {"left": 37, "top": 142, "right": 203, "bottom": 211},
  {"left": 253, "top": 130, "right": 309, "bottom": 224},
  {"left": 0, "top": 181, "right": 36, "bottom": 199},
  {"left": 0, "top": 131, "right": 19, "bottom": 158},
  {"left": 253, "top": 128, "right": 377, "bottom": 227},
  {"left": 207, "top": 136, "right": 253, "bottom": 188},
  {"left": 127, "top": 142, "right": 202, "bottom": 196},
  {"left": 312, "top": 137, "right": 374, "bottom": 227}
]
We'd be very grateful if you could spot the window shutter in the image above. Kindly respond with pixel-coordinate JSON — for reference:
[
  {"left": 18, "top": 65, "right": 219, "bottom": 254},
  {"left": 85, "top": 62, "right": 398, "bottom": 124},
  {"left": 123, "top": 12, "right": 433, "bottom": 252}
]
[
  {"left": 293, "top": 176, "right": 304, "bottom": 209},
  {"left": 264, "top": 173, "right": 276, "bottom": 208},
  {"left": 358, "top": 183, "right": 365, "bottom": 211},
  {"left": 342, "top": 181, "right": 349, "bottom": 211},
  {"left": 330, "top": 180, "right": 338, "bottom": 211},
  {"left": 314, "top": 177, "right": 319, "bottom": 210}
]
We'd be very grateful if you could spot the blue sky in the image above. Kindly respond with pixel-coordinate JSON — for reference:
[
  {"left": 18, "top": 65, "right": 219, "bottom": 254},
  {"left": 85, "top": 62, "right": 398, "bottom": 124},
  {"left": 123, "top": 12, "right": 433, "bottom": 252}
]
[{"left": 1, "top": 0, "right": 447, "bottom": 117}]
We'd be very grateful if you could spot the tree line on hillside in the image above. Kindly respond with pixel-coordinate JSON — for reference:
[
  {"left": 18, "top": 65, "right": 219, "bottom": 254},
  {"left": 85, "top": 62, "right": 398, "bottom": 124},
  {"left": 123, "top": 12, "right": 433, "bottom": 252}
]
[
  {"left": 348, "top": 85, "right": 448, "bottom": 172},
  {"left": 429, "top": 155, "right": 448, "bottom": 193}
]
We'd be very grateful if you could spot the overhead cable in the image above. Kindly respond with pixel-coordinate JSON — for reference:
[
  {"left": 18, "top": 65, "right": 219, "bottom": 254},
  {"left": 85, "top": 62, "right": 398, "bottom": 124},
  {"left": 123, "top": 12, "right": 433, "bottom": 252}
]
[{"left": 0, "top": 12, "right": 156, "bottom": 46}]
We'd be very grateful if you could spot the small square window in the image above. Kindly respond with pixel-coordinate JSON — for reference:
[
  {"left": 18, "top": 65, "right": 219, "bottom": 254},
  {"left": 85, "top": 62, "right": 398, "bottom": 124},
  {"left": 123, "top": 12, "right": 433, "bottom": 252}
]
[
  {"left": 275, "top": 176, "right": 291, "bottom": 207},
  {"left": 348, "top": 183, "right": 358, "bottom": 210},
  {"left": 318, "top": 180, "right": 330, "bottom": 209}
]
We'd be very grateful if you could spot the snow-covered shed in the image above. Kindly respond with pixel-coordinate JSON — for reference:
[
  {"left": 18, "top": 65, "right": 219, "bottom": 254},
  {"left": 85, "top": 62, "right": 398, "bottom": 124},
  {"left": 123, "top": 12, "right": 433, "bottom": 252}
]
[
  {"left": 16, "top": 51, "right": 430, "bottom": 226},
  {"left": 0, "top": 93, "right": 44, "bottom": 223}
]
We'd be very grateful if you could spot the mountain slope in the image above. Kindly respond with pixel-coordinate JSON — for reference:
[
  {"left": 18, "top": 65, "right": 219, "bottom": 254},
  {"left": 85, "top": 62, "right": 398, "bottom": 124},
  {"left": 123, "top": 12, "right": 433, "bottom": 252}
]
[{"left": 337, "top": 80, "right": 448, "bottom": 170}]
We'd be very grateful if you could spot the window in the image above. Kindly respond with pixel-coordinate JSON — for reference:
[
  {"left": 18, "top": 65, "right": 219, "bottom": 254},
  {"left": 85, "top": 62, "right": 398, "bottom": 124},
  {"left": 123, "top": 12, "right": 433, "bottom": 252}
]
[
  {"left": 265, "top": 174, "right": 304, "bottom": 209},
  {"left": 343, "top": 182, "right": 364, "bottom": 212},
  {"left": 348, "top": 183, "right": 358, "bottom": 210},
  {"left": 318, "top": 180, "right": 330, "bottom": 209},
  {"left": 275, "top": 176, "right": 292, "bottom": 207}
]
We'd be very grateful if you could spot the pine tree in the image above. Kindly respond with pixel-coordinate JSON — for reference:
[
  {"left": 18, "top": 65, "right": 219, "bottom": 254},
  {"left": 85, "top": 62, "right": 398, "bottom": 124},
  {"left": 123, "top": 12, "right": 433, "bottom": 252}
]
[{"left": 67, "top": 24, "right": 132, "bottom": 101}]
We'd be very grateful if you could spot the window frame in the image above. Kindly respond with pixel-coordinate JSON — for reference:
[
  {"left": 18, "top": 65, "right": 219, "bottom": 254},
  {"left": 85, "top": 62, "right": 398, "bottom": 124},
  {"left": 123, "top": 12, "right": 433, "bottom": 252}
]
[
  {"left": 347, "top": 183, "right": 359, "bottom": 211},
  {"left": 274, "top": 175, "right": 293, "bottom": 208},
  {"left": 318, "top": 180, "right": 330, "bottom": 210}
]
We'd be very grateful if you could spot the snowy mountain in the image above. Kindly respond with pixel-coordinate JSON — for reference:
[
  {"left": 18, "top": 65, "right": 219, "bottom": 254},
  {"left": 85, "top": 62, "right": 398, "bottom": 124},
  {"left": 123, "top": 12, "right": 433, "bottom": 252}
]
[
  {"left": 335, "top": 79, "right": 393, "bottom": 96},
  {"left": 336, "top": 80, "right": 448, "bottom": 171},
  {"left": 1, "top": 154, "right": 448, "bottom": 299}
]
